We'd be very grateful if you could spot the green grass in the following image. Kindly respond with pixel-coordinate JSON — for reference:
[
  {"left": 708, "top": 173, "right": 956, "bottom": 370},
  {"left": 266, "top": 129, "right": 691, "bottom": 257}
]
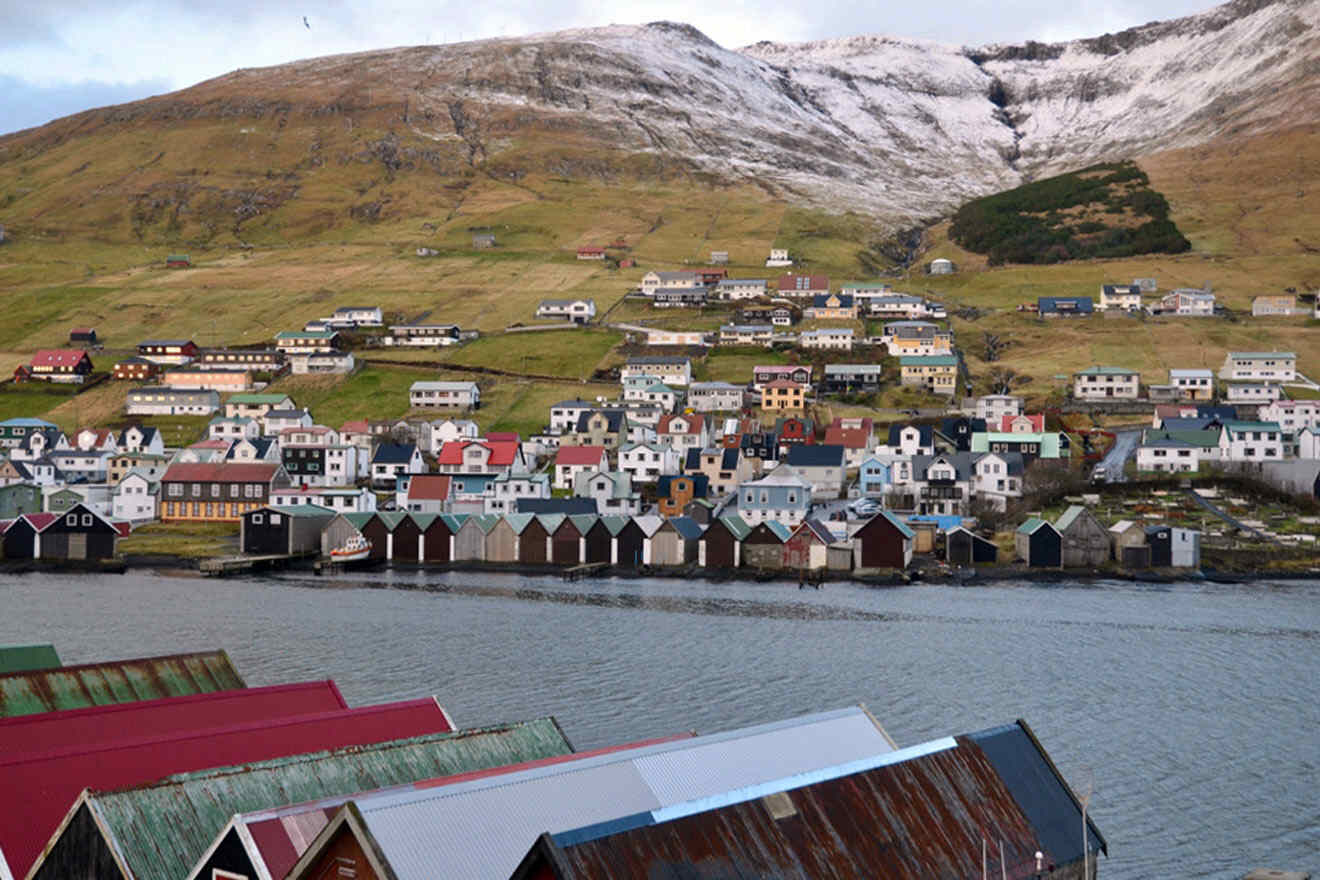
[
  {"left": 118, "top": 521, "right": 239, "bottom": 558},
  {"left": 0, "top": 383, "right": 81, "bottom": 422},
  {"left": 432, "top": 328, "right": 623, "bottom": 379}
]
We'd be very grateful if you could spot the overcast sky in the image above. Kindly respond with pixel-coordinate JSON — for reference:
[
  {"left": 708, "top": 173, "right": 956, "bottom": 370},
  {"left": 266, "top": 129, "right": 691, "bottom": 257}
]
[{"left": 0, "top": 0, "right": 1221, "bottom": 135}]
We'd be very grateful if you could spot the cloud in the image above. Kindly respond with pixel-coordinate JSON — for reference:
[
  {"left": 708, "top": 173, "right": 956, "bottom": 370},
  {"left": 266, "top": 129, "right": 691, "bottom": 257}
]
[{"left": 0, "top": 75, "right": 172, "bottom": 135}]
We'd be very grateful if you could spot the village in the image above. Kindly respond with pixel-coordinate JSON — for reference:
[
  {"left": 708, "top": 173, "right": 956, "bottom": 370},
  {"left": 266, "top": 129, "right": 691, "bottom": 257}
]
[{"left": 1, "top": 244, "right": 1318, "bottom": 577}]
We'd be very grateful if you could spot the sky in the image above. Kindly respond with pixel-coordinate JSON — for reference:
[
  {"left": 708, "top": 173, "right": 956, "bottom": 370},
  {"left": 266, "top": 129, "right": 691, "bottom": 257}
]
[{"left": 0, "top": 0, "right": 1222, "bottom": 136}]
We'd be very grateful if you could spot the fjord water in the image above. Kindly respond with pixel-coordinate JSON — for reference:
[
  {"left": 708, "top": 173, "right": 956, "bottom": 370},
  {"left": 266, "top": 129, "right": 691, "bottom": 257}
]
[{"left": 2, "top": 570, "right": 1316, "bottom": 879}]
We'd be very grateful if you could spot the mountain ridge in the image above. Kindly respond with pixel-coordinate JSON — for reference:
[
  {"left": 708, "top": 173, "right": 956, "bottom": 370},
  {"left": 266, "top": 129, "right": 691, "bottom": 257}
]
[{"left": 0, "top": 0, "right": 1316, "bottom": 235}]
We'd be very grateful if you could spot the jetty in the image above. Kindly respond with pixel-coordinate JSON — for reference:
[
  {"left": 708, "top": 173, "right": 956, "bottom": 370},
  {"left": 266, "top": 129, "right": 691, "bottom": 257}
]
[
  {"left": 200, "top": 552, "right": 314, "bottom": 577},
  {"left": 562, "top": 562, "right": 609, "bottom": 582}
]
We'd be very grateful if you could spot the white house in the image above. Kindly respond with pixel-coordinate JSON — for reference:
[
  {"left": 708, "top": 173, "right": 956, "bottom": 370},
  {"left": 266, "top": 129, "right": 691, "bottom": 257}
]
[
  {"left": 1225, "top": 383, "right": 1283, "bottom": 403},
  {"left": 270, "top": 486, "right": 377, "bottom": 513},
  {"left": 618, "top": 442, "right": 680, "bottom": 484},
  {"left": 428, "top": 418, "right": 480, "bottom": 451},
  {"left": 736, "top": 467, "right": 812, "bottom": 527},
  {"left": 714, "top": 279, "right": 767, "bottom": 301},
  {"left": 1160, "top": 289, "right": 1216, "bottom": 316},
  {"left": 548, "top": 400, "right": 594, "bottom": 435},
  {"left": 384, "top": 324, "right": 461, "bottom": 347},
  {"left": 719, "top": 324, "right": 774, "bottom": 347},
  {"left": 1073, "top": 366, "right": 1140, "bottom": 400},
  {"left": 975, "top": 395, "right": 1023, "bottom": 422},
  {"left": 623, "top": 382, "right": 680, "bottom": 412},
  {"left": 482, "top": 472, "right": 551, "bottom": 515},
  {"left": 1219, "top": 351, "right": 1296, "bottom": 382},
  {"left": 410, "top": 381, "right": 481, "bottom": 410},
  {"left": 208, "top": 417, "right": 259, "bottom": 442},
  {"left": 657, "top": 413, "right": 709, "bottom": 452},
  {"left": 553, "top": 445, "right": 609, "bottom": 490},
  {"left": 1168, "top": 369, "right": 1214, "bottom": 401},
  {"left": 573, "top": 469, "right": 642, "bottom": 515},
  {"left": 112, "top": 469, "right": 158, "bottom": 524},
  {"left": 116, "top": 426, "right": 165, "bottom": 456},
  {"left": 325, "top": 306, "right": 383, "bottom": 328},
  {"left": 688, "top": 382, "right": 745, "bottom": 413},
  {"left": 766, "top": 248, "right": 793, "bottom": 267},
  {"left": 620, "top": 357, "right": 691, "bottom": 387},
  {"left": 1260, "top": 400, "right": 1320, "bottom": 437},
  {"left": 799, "top": 328, "right": 854, "bottom": 351},
  {"left": 1137, "top": 431, "right": 1212, "bottom": 472},
  {"left": 970, "top": 451, "right": 1024, "bottom": 511},
  {"left": 125, "top": 388, "right": 220, "bottom": 416},
  {"left": 1099, "top": 284, "right": 1143, "bottom": 311},
  {"left": 370, "top": 443, "right": 426, "bottom": 488},
  {"left": 645, "top": 330, "right": 711, "bottom": 347},
  {"left": 1218, "top": 420, "right": 1284, "bottom": 462},
  {"left": 1299, "top": 427, "right": 1320, "bottom": 459},
  {"left": 262, "top": 409, "right": 315, "bottom": 436},
  {"left": 640, "top": 270, "right": 703, "bottom": 295},
  {"left": 536, "top": 298, "right": 596, "bottom": 323}
]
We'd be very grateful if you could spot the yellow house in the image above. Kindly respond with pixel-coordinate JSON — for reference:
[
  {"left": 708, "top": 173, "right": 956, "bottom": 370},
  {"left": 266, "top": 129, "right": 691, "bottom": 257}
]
[
  {"left": 888, "top": 336, "right": 953, "bottom": 357},
  {"left": 760, "top": 380, "right": 805, "bottom": 413},
  {"left": 899, "top": 355, "right": 958, "bottom": 395}
]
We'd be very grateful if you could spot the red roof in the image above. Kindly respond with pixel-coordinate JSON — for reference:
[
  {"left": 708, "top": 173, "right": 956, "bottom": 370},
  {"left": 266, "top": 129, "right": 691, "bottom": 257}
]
[
  {"left": 825, "top": 417, "right": 874, "bottom": 449},
  {"left": 189, "top": 439, "right": 232, "bottom": 449},
  {"left": 0, "top": 681, "right": 346, "bottom": 761},
  {"left": 658, "top": 415, "right": 704, "bottom": 435},
  {"left": 340, "top": 420, "right": 369, "bottom": 434},
  {"left": 30, "top": 349, "right": 90, "bottom": 368},
  {"left": 764, "top": 379, "right": 803, "bottom": 389},
  {"left": 577, "top": 246, "right": 605, "bottom": 254},
  {"left": 407, "top": 475, "right": 453, "bottom": 501},
  {"left": 17, "top": 512, "right": 57, "bottom": 532},
  {"left": 113, "top": 522, "right": 132, "bottom": 538},
  {"left": 436, "top": 440, "right": 520, "bottom": 468},
  {"left": 70, "top": 327, "right": 94, "bottom": 335},
  {"left": 555, "top": 446, "right": 608, "bottom": 466},
  {"left": 485, "top": 431, "right": 520, "bottom": 443},
  {"left": 776, "top": 274, "right": 829, "bottom": 291},
  {"left": 999, "top": 414, "right": 1045, "bottom": 432},
  {"left": 0, "top": 696, "right": 452, "bottom": 879},
  {"left": 162, "top": 462, "right": 281, "bottom": 483},
  {"left": 245, "top": 732, "right": 694, "bottom": 880}
]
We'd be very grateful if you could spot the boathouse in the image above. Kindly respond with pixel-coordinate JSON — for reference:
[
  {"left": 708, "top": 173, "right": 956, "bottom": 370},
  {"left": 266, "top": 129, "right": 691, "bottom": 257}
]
[
  {"left": 550, "top": 515, "right": 584, "bottom": 565},
  {"left": 699, "top": 515, "right": 749, "bottom": 568},
  {"left": 484, "top": 515, "right": 519, "bottom": 563},
  {"left": 782, "top": 518, "right": 833, "bottom": 570},
  {"left": 517, "top": 515, "right": 551, "bottom": 563},
  {"left": 1056, "top": 505, "right": 1110, "bottom": 567},
  {"left": 240, "top": 505, "right": 335, "bottom": 556},
  {"left": 390, "top": 513, "right": 424, "bottom": 562},
  {"left": 742, "top": 521, "right": 791, "bottom": 569},
  {"left": 945, "top": 526, "right": 998, "bottom": 565},
  {"left": 581, "top": 516, "right": 613, "bottom": 564},
  {"left": 1015, "top": 518, "right": 1062, "bottom": 567},
  {"left": 852, "top": 511, "right": 914, "bottom": 570},
  {"left": 609, "top": 516, "right": 647, "bottom": 567}
]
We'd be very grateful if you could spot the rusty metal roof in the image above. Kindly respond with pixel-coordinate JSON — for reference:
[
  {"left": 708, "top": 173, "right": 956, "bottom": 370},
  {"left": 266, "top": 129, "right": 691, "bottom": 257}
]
[
  {"left": 63, "top": 718, "right": 573, "bottom": 880},
  {"left": 517, "top": 729, "right": 1099, "bottom": 880},
  {"left": 0, "top": 649, "right": 245, "bottom": 718},
  {"left": 0, "top": 644, "right": 60, "bottom": 675}
]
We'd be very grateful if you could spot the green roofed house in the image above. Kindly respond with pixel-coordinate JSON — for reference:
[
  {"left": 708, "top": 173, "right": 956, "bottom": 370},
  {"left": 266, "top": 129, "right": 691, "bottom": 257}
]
[
  {"left": 223, "top": 393, "right": 296, "bottom": 420},
  {"left": 30, "top": 718, "right": 573, "bottom": 880},
  {"left": 1015, "top": 518, "right": 1062, "bottom": 568},
  {"left": 899, "top": 355, "right": 958, "bottom": 395},
  {"left": 1073, "top": 366, "right": 1140, "bottom": 400},
  {"left": 0, "top": 650, "right": 244, "bottom": 718},
  {"left": 166, "top": 254, "right": 191, "bottom": 268},
  {"left": 0, "top": 644, "right": 60, "bottom": 675}
]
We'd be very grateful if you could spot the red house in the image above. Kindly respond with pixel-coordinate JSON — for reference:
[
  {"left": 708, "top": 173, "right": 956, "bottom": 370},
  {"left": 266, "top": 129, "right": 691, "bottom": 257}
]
[
  {"left": 576, "top": 246, "right": 606, "bottom": 260},
  {"left": 21, "top": 349, "right": 93, "bottom": 383}
]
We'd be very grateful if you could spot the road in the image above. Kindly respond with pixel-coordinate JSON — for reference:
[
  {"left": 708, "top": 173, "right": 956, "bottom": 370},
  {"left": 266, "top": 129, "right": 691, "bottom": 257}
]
[{"left": 1096, "top": 429, "right": 1139, "bottom": 483}]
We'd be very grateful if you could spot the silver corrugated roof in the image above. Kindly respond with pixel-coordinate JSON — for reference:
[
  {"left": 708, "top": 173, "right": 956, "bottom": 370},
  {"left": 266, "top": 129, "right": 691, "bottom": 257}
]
[{"left": 354, "top": 707, "right": 893, "bottom": 880}]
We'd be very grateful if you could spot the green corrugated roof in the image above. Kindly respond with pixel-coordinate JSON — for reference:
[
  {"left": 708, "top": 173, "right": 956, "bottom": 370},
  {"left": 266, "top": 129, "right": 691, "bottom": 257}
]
[
  {"left": 1075, "top": 365, "right": 1136, "bottom": 375},
  {"left": 267, "top": 505, "right": 337, "bottom": 518},
  {"left": 1016, "top": 517, "right": 1049, "bottom": 535},
  {"left": 474, "top": 514, "right": 503, "bottom": 534},
  {"left": 569, "top": 514, "right": 599, "bottom": 534},
  {"left": 410, "top": 513, "right": 438, "bottom": 531},
  {"left": 599, "top": 515, "right": 632, "bottom": 536},
  {"left": 536, "top": 513, "right": 566, "bottom": 534},
  {"left": 80, "top": 718, "right": 572, "bottom": 880},
  {"left": 764, "top": 521, "right": 793, "bottom": 541},
  {"left": 275, "top": 330, "right": 337, "bottom": 340},
  {"left": 503, "top": 513, "right": 536, "bottom": 534},
  {"left": 340, "top": 512, "right": 376, "bottom": 530},
  {"left": 1054, "top": 505, "right": 1088, "bottom": 532},
  {"left": 718, "top": 514, "right": 752, "bottom": 540},
  {"left": 0, "top": 644, "right": 60, "bottom": 675},
  {"left": 899, "top": 355, "right": 957, "bottom": 366},
  {"left": 224, "top": 393, "right": 292, "bottom": 405},
  {"left": 877, "top": 510, "right": 916, "bottom": 539},
  {"left": 0, "top": 650, "right": 244, "bottom": 718},
  {"left": 440, "top": 513, "right": 468, "bottom": 532},
  {"left": 377, "top": 511, "right": 408, "bottom": 530}
]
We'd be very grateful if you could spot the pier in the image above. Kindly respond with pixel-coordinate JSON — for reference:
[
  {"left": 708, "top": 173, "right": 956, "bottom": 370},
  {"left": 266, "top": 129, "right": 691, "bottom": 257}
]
[
  {"left": 562, "top": 562, "right": 610, "bottom": 582},
  {"left": 200, "top": 552, "right": 314, "bottom": 577}
]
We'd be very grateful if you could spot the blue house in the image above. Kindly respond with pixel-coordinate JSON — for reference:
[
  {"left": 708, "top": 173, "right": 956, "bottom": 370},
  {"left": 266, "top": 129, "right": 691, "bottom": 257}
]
[
  {"left": 858, "top": 456, "right": 891, "bottom": 495},
  {"left": 1038, "top": 296, "right": 1094, "bottom": 317},
  {"left": 736, "top": 468, "right": 812, "bottom": 527}
]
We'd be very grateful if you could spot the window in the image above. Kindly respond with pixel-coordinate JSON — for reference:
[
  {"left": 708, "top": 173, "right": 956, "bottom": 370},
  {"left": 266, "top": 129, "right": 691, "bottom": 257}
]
[
  {"left": 65, "top": 513, "right": 77, "bottom": 525},
  {"left": 191, "top": 483, "right": 202, "bottom": 497}
]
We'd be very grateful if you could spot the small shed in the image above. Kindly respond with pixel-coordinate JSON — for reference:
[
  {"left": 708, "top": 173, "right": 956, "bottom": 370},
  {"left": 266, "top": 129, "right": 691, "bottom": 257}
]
[
  {"left": 908, "top": 520, "right": 938, "bottom": 554},
  {"left": 1146, "top": 526, "right": 1199, "bottom": 569},
  {"left": 166, "top": 254, "right": 191, "bottom": 268},
  {"left": 827, "top": 542, "right": 854, "bottom": 571},
  {"left": 945, "top": 526, "right": 998, "bottom": 565},
  {"left": 550, "top": 515, "right": 584, "bottom": 565},
  {"left": 742, "top": 521, "right": 790, "bottom": 570},
  {"left": 69, "top": 328, "right": 97, "bottom": 346},
  {"left": 1108, "top": 520, "right": 1146, "bottom": 562},
  {"left": 609, "top": 516, "right": 647, "bottom": 568},
  {"left": 452, "top": 515, "right": 489, "bottom": 561},
  {"left": 38, "top": 505, "right": 120, "bottom": 561},
  {"left": 670, "top": 516, "right": 704, "bottom": 564},
  {"left": 646, "top": 518, "right": 696, "bottom": 567},
  {"left": 391, "top": 514, "right": 423, "bottom": 562},
  {"left": 1015, "top": 518, "right": 1062, "bottom": 568},
  {"left": 580, "top": 516, "right": 611, "bottom": 564},
  {"left": 699, "top": 515, "right": 749, "bottom": 569},
  {"left": 472, "top": 233, "right": 496, "bottom": 249},
  {"left": 357, "top": 513, "right": 390, "bottom": 561},
  {"left": 783, "top": 519, "right": 833, "bottom": 571},
  {"left": 1056, "top": 505, "right": 1109, "bottom": 567},
  {"left": 484, "top": 516, "right": 519, "bottom": 563},
  {"left": 241, "top": 505, "right": 335, "bottom": 556},
  {"left": 710, "top": 251, "right": 729, "bottom": 265},
  {"left": 416, "top": 514, "right": 453, "bottom": 562},
  {"left": 852, "top": 511, "right": 914, "bottom": 570},
  {"left": 518, "top": 515, "right": 552, "bottom": 564},
  {"left": 929, "top": 258, "right": 954, "bottom": 275}
]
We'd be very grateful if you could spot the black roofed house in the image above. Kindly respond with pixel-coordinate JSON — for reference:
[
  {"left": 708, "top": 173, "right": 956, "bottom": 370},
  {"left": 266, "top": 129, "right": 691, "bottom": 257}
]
[
  {"left": 784, "top": 444, "right": 846, "bottom": 498},
  {"left": 34, "top": 503, "right": 120, "bottom": 561},
  {"left": 1015, "top": 518, "right": 1062, "bottom": 567},
  {"left": 945, "top": 526, "right": 999, "bottom": 565},
  {"left": 69, "top": 327, "right": 97, "bottom": 346},
  {"left": 240, "top": 505, "right": 336, "bottom": 556},
  {"left": 940, "top": 416, "right": 987, "bottom": 452},
  {"left": 370, "top": 443, "right": 424, "bottom": 489},
  {"left": 1056, "top": 505, "right": 1109, "bottom": 568}
]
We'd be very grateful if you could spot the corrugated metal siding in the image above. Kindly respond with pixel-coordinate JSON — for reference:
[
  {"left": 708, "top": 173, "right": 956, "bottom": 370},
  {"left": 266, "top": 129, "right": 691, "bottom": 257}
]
[
  {"left": 548, "top": 739, "right": 1050, "bottom": 880},
  {"left": 0, "top": 650, "right": 244, "bottom": 718},
  {"left": 0, "top": 644, "right": 59, "bottom": 675},
  {"left": 87, "top": 719, "right": 572, "bottom": 880},
  {"left": 348, "top": 707, "right": 894, "bottom": 880}
]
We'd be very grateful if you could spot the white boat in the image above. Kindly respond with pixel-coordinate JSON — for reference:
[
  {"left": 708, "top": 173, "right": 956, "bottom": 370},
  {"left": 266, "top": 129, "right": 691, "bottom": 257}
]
[{"left": 330, "top": 534, "right": 372, "bottom": 562}]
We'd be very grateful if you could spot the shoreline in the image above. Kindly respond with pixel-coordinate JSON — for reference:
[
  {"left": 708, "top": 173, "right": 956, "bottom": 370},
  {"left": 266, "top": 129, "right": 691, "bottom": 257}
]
[{"left": 5, "top": 555, "right": 1317, "bottom": 586}]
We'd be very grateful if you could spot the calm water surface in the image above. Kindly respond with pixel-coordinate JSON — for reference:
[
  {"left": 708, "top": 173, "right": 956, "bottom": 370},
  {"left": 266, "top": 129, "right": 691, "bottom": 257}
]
[{"left": 2, "top": 569, "right": 1317, "bottom": 878}]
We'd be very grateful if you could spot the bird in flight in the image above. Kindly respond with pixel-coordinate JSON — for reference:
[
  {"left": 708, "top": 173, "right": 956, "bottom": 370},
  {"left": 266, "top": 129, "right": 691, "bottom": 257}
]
[{"left": 303, "top": 16, "right": 310, "bottom": 28}]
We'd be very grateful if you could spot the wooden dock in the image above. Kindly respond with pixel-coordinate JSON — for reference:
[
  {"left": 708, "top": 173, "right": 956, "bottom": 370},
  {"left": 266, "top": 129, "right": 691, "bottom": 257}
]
[
  {"left": 200, "top": 552, "right": 314, "bottom": 577},
  {"left": 563, "top": 562, "right": 609, "bottom": 582}
]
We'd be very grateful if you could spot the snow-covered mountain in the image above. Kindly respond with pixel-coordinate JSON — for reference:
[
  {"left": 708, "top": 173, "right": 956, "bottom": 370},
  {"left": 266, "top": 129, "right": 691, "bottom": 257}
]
[{"left": 7, "top": 0, "right": 1317, "bottom": 227}]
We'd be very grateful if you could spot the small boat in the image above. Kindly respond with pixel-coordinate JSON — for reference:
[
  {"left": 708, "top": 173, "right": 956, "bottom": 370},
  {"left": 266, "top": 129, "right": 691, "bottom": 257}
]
[{"left": 330, "top": 535, "right": 372, "bottom": 562}]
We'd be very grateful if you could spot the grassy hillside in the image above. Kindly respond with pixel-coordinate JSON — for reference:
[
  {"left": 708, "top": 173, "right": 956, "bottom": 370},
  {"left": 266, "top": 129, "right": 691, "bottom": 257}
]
[
  {"left": 0, "top": 117, "right": 1317, "bottom": 431},
  {"left": 949, "top": 161, "right": 1190, "bottom": 265}
]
